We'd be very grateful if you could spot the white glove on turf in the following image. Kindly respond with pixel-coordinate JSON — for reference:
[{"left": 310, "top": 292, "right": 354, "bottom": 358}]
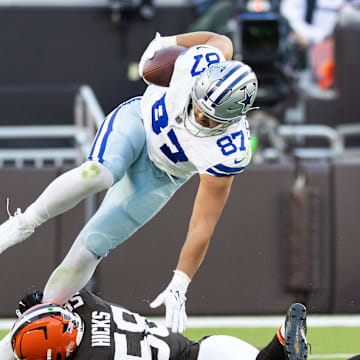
[
  {"left": 138, "top": 32, "right": 177, "bottom": 80},
  {"left": 150, "top": 270, "right": 191, "bottom": 333}
]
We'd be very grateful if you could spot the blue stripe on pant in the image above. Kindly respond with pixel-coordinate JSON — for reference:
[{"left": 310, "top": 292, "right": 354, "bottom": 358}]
[
  {"left": 88, "top": 97, "right": 143, "bottom": 180},
  {"left": 80, "top": 98, "right": 191, "bottom": 258}
]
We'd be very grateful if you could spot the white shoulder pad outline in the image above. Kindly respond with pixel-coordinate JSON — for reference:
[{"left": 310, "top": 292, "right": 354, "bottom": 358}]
[
  {"left": 205, "top": 161, "right": 248, "bottom": 177},
  {"left": 205, "top": 141, "right": 252, "bottom": 177}
]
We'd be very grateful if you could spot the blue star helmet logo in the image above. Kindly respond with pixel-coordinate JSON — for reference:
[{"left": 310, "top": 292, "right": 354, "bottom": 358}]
[{"left": 236, "top": 86, "right": 256, "bottom": 113}]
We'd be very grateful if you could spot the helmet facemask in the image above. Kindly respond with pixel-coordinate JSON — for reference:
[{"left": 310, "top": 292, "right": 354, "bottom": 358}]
[{"left": 183, "top": 97, "right": 232, "bottom": 137}]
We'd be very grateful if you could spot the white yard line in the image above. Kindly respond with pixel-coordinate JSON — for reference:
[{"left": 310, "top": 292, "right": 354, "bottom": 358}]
[{"left": 0, "top": 319, "right": 15, "bottom": 330}]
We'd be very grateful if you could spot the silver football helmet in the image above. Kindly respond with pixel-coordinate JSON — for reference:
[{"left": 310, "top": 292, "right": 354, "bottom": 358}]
[{"left": 184, "top": 60, "right": 258, "bottom": 137}]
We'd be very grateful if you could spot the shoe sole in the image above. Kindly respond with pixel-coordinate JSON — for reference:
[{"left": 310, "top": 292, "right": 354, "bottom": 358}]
[{"left": 285, "top": 303, "right": 308, "bottom": 360}]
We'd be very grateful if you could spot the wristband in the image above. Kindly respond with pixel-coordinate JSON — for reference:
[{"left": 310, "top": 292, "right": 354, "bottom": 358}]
[
  {"left": 169, "top": 269, "right": 191, "bottom": 293},
  {"left": 161, "top": 35, "right": 177, "bottom": 48}
]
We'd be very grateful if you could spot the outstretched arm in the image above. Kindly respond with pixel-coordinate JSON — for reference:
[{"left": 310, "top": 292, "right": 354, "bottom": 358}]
[
  {"left": 176, "top": 173, "right": 234, "bottom": 277},
  {"left": 150, "top": 174, "right": 234, "bottom": 333}
]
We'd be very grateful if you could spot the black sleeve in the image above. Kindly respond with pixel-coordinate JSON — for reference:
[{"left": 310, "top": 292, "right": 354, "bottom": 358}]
[{"left": 17, "top": 290, "right": 43, "bottom": 315}]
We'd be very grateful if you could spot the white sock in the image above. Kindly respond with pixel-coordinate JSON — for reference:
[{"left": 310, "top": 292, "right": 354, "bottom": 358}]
[
  {"left": 43, "top": 236, "right": 100, "bottom": 304},
  {"left": 0, "top": 333, "right": 15, "bottom": 360},
  {"left": 23, "top": 161, "right": 114, "bottom": 228}
]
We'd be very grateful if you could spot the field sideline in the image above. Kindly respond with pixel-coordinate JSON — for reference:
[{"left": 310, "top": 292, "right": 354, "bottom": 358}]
[{"left": 1, "top": 315, "right": 359, "bottom": 360}]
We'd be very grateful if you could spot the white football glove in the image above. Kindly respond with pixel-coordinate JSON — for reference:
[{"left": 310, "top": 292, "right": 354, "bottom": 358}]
[
  {"left": 150, "top": 270, "right": 191, "bottom": 333},
  {"left": 138, "top": 32, "right": 177, "bottom": 81}
]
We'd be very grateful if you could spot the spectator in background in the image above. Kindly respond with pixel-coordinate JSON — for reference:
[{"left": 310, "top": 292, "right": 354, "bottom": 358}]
[
  {"left": 190, "top": 0, "right": 216, "bottom": 14},
  {"left": 280, "top": 0, "right": 359, "bottom": 89},
  {"left": 109, "top": 0, "right": 155, "bottom": 27},
  {"left": 187, "top": 0, "right": 236, "bottom": 33},
  {"left": 187, "top": 1, "right": 279, "bottom": 34}
]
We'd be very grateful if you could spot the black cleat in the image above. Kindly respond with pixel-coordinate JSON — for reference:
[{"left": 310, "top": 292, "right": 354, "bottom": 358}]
[{"left": 284, "top": 303, "right": 308, "bottom": 360}]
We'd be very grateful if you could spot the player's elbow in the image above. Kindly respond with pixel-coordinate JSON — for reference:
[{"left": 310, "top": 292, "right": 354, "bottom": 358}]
[
  {"left": 205, "top": 32, "right": 234, "bottom": 60},
  {"left": 219, "top": 34, "right": 234, "bottom": 60}
]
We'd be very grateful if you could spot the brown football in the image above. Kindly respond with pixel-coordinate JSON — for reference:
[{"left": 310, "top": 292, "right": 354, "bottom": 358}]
[{"left": 143, "top": 45, "right": 186, "bottom": 87}]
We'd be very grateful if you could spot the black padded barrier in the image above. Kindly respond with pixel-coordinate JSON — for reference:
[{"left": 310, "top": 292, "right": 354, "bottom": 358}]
[
  {"left": 0, "top": 168, "right": 86, "bottom": 317},
  {"left": 1, "top": 160, "right": 360, "bottom": 315},
  {"left": 296, "top": 161, "right": 333, "bottom": 313},
  {"left": 0, "top": 169, "right": 59, "bottom": 316},
  {"left": 332, "top": 160, "right": 360, "bottom": 313}
]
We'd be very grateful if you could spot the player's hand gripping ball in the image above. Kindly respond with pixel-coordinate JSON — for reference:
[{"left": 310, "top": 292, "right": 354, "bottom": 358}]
[{"left": 142, "top": 46, "right": 186, "bottom": 87}]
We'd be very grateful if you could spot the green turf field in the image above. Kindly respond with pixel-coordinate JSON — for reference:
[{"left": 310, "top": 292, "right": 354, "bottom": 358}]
[
  {"left": 183, "top": 327, "right": 358, "bottom": 360},
  {"left": 1, "top": 326, "right": 358, "bottom": 359}
]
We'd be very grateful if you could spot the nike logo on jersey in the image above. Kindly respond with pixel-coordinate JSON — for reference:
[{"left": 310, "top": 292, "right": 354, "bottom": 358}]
[{"left": 234, "top": 158, "right": 244, "bottom": 164}]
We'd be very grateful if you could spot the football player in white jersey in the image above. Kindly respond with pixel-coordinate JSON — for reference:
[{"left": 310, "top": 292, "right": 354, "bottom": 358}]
[
  {"left": 0, "top": 289, "right": 308, "bottom": 360},
  {"left": 0, "top": 31, "right": 258, "bottom": 333}
]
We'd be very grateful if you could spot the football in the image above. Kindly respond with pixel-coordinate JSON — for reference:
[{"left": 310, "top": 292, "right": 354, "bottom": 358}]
[{"left": 143, "top": 45, "right": 186, "bottom": 87}]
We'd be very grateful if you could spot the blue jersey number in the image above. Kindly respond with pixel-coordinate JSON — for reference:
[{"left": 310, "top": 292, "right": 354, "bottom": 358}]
[
  {"left": 191, "top": 52, "right": 221, "bottom": 77},
  {"left": 217, "top": 131, "right": 247, "bottom": 156},
  {"left": 152, "top": 94, "right": 168, "bottom": 135},
  {"left": 160, "top": 129, "right": 188, "bottom": 163},
  {"left": 151, "top": 96, "right": 188, "bottom": 164}
]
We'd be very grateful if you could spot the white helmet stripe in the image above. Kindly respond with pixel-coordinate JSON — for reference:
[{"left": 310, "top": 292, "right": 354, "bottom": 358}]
[
  {"left": 213, "top": 70, "right": 252, "bottom": 106},
  {"left": 206, "top": 65, "right": 251, "bottom": 106},
  {"left": 11, "top": 307, "right": 55, "bottom": 334},
  {"left": 205, "top": 63, "right": 243, "bottom": 99},
  {"left": 11, "top": 305, "right": 74, "bottom": 337}
]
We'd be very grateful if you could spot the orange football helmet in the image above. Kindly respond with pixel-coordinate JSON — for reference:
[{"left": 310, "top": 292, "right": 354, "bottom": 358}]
[{"left": 10, "top": 302, "right": 84, "bottom": 360}]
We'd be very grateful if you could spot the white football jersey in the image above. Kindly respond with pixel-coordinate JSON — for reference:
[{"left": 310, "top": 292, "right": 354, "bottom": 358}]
[{"left": 140, "top": 45, "right": 252, "bottom": 179}]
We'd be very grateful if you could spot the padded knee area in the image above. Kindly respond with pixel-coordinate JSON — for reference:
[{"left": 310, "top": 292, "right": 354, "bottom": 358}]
[
  {"left": 84, "top": 231, "right": 115, "bottom": 258},
  {"left": 79, "top": 161, "right": 114, "bottom": 192},
  {"left": 80, "top": 201, "right": 139, "bottom": 258}
]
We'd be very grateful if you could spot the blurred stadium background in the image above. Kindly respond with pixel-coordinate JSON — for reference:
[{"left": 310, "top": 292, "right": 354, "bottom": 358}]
[{"left": 0, "top": 0, "right": 360, "bottom": 357}]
